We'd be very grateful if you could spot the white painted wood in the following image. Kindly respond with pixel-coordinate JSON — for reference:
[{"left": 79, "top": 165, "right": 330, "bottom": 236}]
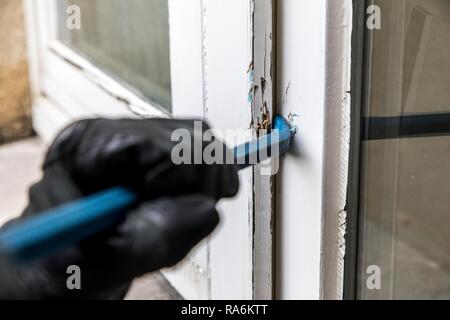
[
  {"left": 44, "top": 43, "right": 168, "bottom": 118},
  {"left": 250, "top": 0, "right": 276, "bottom": 300},
  {"left": 162, "top": 0, "right": 210, "bottom": 300},
  {"left": 201, "top": 0, "right": 254, "bottom": 300},
  {"left": 276, "top": 0, "right": 353, "bottom": 300},
  {"left": 32, "top": 97, "right": 72, "bottom": 143},
  {"left": 276, "top": 0, "right": 325, "bottom": 300},
  {"left": 321, "top": 0, "right": 353, "bottom": 300},
  {"left": 168, "top": 0, "right": 205, "bottom": 119},
  {"left": 168, "top": 0, "right": 276, "bottom": 300}
]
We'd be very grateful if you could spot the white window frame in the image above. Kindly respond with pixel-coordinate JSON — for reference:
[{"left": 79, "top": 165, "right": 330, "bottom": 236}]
[
  {"left": 275, "top": 0, "right": 353, "bottom": 300},
  {"left": 23, "top": 0, "right": 276, "bottom": 300},
  {"left": 24, "top": 0, "right": 185, "bottom": 141}
]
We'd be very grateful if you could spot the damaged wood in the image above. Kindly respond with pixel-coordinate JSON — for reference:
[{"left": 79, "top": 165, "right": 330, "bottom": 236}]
[
  {"left": 249, "top": 0, "right": 276, "bottom": 300},
  {"left": 249, "top": 0, "right": 274, "bottom": 137}
]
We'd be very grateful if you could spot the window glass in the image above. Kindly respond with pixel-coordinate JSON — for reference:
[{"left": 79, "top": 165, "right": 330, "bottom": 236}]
[
  {"left": 357, "top": 0, "right": 450, "bottom": 299},
  {"left": 57, "top": 0, "right": 172, "bottom": 110}
]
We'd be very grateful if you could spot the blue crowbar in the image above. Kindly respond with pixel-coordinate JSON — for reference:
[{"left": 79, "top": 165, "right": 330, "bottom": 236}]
[{"left": 0, "top": 116, "right": 294, "bottom": 263}]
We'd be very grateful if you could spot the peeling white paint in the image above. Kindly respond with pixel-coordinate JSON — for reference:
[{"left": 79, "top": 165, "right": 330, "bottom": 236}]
[
  {"left": 321, "top": 0, "right": 353, "bottom": 300},
  {"left": 250, "top": 0, "right": 276, "bottom": 300}
]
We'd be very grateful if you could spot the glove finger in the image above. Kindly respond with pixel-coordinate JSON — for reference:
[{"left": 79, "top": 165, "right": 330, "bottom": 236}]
[
  {"left": 123, "top": 195, "right": 219, "bottom": 266},
  {"left": 142, "top": 161, "right": 239, "bottom": 201},
  {"left": 93, "top": 195, "right": 219, "bottom": 286},
  {"left": 22, "top": 164, "right": 84, "bottom": 216},
  {"left": 46, "top": 118, "right": 239, "bottom": 200}
]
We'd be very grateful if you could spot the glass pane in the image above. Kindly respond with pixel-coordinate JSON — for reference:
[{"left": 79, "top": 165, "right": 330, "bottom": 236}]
[
  {"left": 357, "top": 0, "right": 450, "bottom": 299},
  {"left": 57, "top": 0, "right": 172, "bottom": 111}
]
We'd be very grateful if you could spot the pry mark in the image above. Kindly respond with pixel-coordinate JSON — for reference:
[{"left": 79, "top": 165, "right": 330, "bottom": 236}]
[
  {"left": 247, "top": 62, "right": 255, "bottom": 104},
  {"left": 283, "top": 82, "right": 292, "bottom": 107},
  {"left": 260, "top": 77, "right": 267, "bottom": 97}
]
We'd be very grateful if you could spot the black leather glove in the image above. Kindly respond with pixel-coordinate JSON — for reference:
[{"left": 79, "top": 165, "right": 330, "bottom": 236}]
[{"left": 0, "top": 118, "right": 239, "bottom": 299}]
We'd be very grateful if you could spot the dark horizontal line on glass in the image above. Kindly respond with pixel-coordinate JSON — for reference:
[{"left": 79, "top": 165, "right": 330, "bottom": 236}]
[{"left": 362, "top": 112, "right": 450, "bottom": 141}]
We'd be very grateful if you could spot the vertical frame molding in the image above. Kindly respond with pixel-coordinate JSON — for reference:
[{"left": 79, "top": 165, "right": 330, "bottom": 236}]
[
  {"left": 321, "top": 0, "right": 353, "bottom": 300},
  {"left": 250, "top": 0, "right": 276, "bottom": 300}
]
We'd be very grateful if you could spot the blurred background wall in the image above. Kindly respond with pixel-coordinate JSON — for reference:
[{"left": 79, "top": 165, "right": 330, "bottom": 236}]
[{"left": 0, "top": 0, "right": 33, "bottom": 144}]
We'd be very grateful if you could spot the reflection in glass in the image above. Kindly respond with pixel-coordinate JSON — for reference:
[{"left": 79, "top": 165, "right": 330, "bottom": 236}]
[
  {"left": 58, "top": 0, "right": 172, "bottom": 110},
  {"left": 358, "top": 0, "right": 450, "bottom": 299}
]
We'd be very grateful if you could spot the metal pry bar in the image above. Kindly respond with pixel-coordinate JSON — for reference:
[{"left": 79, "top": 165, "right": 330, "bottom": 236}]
[{"left": 0, "top": 115, "right": 296, "bottom": 263}]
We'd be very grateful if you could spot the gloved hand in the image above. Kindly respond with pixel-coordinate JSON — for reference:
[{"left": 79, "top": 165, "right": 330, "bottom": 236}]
[{"left": 0, "top": 118, "right": 239, "bottom": 299}]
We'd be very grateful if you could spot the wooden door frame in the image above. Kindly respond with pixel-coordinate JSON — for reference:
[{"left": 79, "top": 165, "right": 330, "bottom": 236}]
[{"left": 275, "top": 0, "right": 353, "bottom": 300}]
